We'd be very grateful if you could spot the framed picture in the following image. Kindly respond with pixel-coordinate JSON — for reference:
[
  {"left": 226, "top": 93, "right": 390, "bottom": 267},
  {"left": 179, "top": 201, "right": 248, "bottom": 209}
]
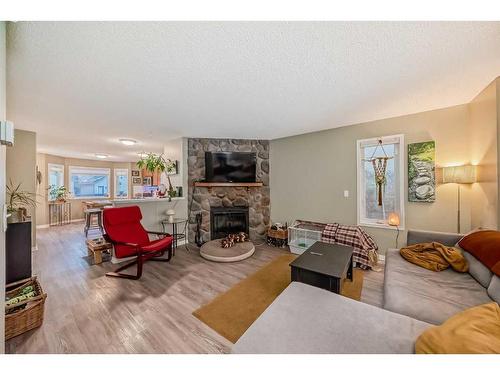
[
  {"left": 408, "top": 141, "right": 435, "bottom": 202},
  {"left": 131, "top": 170, "right": 140, "bottom": 177},
  {"left": 143, "top": 177, "right": 152, "bottom": 186},
  {"left": 132, "top": 177, "right": 142, "bottom": 185},
  {"left": 167, "top": 160, "right": 179, "bottom": 175}
]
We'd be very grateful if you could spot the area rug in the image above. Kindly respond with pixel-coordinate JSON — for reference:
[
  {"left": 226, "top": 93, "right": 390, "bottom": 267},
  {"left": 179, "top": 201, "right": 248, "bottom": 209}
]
[{"left": 192, "top": 253, "right": 364, "bottom": 343}]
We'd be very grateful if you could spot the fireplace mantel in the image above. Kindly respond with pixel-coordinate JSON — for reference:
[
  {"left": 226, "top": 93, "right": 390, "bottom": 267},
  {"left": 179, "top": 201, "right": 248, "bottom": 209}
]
[{"left": 194, "top": 181, "right": 263, "bottom": 192}]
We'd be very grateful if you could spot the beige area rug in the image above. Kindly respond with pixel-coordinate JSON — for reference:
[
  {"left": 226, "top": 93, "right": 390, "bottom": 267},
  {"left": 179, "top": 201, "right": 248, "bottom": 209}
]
[{"left": 193, "top": 254, "right": 364, "bottom": 343}]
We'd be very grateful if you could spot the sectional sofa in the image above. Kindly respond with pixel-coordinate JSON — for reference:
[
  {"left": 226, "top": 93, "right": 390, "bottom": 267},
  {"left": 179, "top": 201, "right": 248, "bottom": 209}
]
[{"left": 232, "top": 230, "right": 499, "bottom": 354}]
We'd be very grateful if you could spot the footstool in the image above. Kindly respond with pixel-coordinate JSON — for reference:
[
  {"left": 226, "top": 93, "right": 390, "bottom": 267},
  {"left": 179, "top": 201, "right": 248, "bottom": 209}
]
[{"left": 86, "top": 238, "right": 113, "bottom": 265}]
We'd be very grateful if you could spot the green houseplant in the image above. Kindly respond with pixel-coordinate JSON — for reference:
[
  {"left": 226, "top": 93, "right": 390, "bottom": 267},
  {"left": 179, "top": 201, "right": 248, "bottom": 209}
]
[
  {"left": 6, "top": 180, "right": 38, "bottom": 222},
  {"left": 48, "top": 185, "right": 69, "bottom": 202},
  {"left": 136, "top": 153, "right": 177, "bottom": 201}
]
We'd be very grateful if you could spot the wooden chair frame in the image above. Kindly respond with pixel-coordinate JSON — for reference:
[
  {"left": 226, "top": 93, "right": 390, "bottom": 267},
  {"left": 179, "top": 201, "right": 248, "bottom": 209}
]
[{"left": 104, "top": 231, "right": 173, "bottom": 280}]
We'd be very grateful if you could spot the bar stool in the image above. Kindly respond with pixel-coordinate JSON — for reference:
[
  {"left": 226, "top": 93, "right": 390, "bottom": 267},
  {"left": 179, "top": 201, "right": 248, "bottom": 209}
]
[{"left": 84, "top": 208, "right": 104, "bottom": 237}]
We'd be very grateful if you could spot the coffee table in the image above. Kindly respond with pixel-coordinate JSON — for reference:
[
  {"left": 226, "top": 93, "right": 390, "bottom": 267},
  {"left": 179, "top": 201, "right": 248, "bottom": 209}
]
[{"left": 289, "top": 242, "right": 353, "bottom": 294}]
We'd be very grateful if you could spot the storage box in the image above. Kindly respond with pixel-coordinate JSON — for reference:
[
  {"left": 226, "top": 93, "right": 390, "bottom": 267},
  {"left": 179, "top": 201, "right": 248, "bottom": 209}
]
[{"left": 288, "top": 220, "right": 326, "bottom": 254}]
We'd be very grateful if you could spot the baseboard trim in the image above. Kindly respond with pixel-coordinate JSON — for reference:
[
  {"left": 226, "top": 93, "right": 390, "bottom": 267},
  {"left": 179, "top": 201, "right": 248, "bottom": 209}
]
[{"left": 37, "top": 218, "right": 84, "bottom": 229}]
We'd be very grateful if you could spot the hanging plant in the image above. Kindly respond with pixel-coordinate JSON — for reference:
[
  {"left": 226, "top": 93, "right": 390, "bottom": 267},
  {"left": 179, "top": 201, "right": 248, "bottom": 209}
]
[
  {"left": 363, "top": 140, "right": 393, "bottom": 206},
  {"left": 136, "top": 153, "right": 176, "bottom": 201}
]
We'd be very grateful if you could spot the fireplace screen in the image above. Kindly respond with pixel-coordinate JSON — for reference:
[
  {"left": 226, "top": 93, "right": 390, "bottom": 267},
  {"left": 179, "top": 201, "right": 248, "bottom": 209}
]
[{"left": 210, "top": 206, "right": 249, "bottom": 240}]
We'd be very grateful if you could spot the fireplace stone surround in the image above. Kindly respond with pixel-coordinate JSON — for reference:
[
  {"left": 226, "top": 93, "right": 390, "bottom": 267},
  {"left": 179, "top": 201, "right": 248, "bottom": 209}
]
[{"left": 187, "top": 138, "right": 270, "bottom": 243}]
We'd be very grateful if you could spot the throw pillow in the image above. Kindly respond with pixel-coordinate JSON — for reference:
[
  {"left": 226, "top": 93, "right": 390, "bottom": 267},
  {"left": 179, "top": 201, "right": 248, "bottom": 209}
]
[
  {"left": 488, "top": 276, "right": 500, "bottom": 304},
  {"left": 458, "top": 230, "right": 500, "bottom": 276},
  {"left": 457, "top": 245, "right": 494, "bottom": 287},
  {"left": 415, "top": 302, "right": 500, "bottom": 354}
]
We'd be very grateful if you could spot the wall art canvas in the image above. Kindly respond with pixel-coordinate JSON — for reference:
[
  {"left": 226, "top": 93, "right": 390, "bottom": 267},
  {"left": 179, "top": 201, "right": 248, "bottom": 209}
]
[{"left": 408, "top": 141, "right": 435, "bottom": 202}]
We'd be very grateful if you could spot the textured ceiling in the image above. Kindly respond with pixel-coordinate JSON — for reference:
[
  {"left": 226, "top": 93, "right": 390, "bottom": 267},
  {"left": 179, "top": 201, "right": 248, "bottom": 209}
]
[{"left": 6, "top": 21, "right": 500, "bottom": 161}]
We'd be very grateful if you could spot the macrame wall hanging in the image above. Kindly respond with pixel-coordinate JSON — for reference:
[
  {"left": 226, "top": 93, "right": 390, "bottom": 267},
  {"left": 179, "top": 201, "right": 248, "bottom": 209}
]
[{"left": 364, "top": 140, "right": 393, "bottom": 206}]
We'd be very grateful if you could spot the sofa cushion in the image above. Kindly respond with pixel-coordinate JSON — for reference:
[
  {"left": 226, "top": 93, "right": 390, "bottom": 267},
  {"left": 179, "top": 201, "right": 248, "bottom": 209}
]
[
  {"left": 488, "top": 276, "right": 500, "bottom": 304},
  {"left": 232, "top": 282, "right": 432, "bottom": 354},
  {"left": 415, "top": 302, "right": 500, "bottom": 354},
  {"left": 383, "top": 248, "right": 492, "bottom": 325},
  {"left": 458, "top": 245, "right": 493, "bottom": 287},
  {"left": 407, "top": 230, "right": 462, "bottom": 247},
  {"left": 458, "top": 230, "right": 500, "bottom": 276}
]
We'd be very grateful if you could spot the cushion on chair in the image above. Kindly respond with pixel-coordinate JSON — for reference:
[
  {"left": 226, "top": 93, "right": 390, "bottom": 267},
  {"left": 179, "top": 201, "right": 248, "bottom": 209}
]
[
  {"left": 142, "top": 236, "right": 173, "bottom": 253},
  {"left": 103, "top": 206, "right": 150, "bottom": 258}
]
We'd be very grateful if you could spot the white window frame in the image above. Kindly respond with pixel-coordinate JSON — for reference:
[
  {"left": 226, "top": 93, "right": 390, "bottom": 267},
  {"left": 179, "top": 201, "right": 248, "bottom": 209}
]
[
  {"left": 69, "top": 166, "right": 111, "bottom": 199},
  {"left": 356, "top": 134, "right": 405, "bottom": 230},
  {"left": 114, "top": 168, "right": 129, "bottom": 198},
  {"left": 47, "top": 163, "right": 65, "bottom": 201}
]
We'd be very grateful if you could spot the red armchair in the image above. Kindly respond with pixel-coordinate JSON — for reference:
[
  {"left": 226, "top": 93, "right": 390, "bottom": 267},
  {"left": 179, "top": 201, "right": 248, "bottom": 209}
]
[{"left": 103, "top": 205, "right": 173, "bottom": 280}]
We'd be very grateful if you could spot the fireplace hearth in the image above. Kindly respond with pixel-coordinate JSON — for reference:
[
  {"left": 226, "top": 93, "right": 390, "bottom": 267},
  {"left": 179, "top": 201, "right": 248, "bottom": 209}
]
[{"left": 210, "top": 206, "right": 249, "bottom": 240}]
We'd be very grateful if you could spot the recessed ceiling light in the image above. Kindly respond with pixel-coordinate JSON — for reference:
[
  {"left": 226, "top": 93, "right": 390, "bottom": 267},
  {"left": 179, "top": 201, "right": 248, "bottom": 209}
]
[
  {"left": 119, "top": 138, "right": 137, "bottom": 146},
  {"left": 95, "top": 153, "right": 108, "bottom": 159}
]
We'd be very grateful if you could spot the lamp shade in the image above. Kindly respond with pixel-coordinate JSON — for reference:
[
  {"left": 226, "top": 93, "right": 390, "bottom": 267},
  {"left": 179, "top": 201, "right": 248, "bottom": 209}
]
[
  {"left": 387, "top": 212, "right": 400, "bottom": 226},
  {"left": 442, "top": 165, "right": 477, "bottom": 184}
]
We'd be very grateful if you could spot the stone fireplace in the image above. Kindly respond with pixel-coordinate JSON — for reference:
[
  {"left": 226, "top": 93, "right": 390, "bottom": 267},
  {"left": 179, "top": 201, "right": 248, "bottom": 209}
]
[
  {"left": 188, "top": 138, "right": 270, "bottom": 243},
  {"left": 210, "top": 206, "right": 249, "bottom": 240}
]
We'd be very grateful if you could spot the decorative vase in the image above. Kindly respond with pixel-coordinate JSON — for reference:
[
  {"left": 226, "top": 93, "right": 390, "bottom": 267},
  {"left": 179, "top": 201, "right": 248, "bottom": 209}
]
[{"left": 166, "top": 209, "right": 175, "bottom": 223}]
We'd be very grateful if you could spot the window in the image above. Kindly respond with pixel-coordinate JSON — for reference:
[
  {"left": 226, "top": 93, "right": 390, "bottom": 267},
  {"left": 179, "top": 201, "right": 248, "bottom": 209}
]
[
  {"left": 69, "top": 166, "right": 110, "bottom": 199},
  {"left": 48, "top": 163, "right": 64, "bottom": 201},
  {"left": 356, "top": 134, "right": 404, "bottom": 229},
  {"left": 114, "top": 169, "right": 129, "bottom": 198}
]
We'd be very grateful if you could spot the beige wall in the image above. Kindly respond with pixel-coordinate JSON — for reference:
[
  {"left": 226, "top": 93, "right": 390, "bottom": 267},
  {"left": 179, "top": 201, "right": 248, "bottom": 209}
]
[
  {"left": 36, "top": 153, "right": 134, "bottom": 226},
  {"left": 0, "top": 20, "right": 6, "bottom": 353},
  {"left": 271, "top": 103, "right": 487, "bottom": 254},
  {"left": 162, "top": 138, "right": 188, "bottom": 221},
  {"left": 469, "top": 78, "right": 498, "bottom": 229},
  {"left": 6, "top": 129, "right": 37, "bottom": 246}
]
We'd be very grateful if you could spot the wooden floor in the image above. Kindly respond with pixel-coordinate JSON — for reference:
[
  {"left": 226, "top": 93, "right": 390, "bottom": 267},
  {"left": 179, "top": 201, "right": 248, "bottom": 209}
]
[{"left": 6, "top": 223, "right": 384, "bottom": 354}]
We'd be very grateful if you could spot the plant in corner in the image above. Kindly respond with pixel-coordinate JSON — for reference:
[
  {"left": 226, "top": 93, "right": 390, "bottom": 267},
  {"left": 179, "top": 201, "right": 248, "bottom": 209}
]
[
  {"left": 136, "top": 153, "right": 177, "bottom": 201},
  {"left": 48, "top": 185, "right": 70, "bottom": 202},
  {"left": 6, "top": 180, "right": 38, "bottom": 222}
]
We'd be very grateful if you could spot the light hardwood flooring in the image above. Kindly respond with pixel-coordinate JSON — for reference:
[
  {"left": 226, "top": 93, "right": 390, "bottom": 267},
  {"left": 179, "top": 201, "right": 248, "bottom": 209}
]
[{"left": 6, "top": 223, "right": 384, "bottom": 354}]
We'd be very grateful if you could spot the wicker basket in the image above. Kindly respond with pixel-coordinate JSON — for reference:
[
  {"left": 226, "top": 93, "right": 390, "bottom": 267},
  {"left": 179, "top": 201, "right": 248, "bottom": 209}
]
[
  {"left": 267, "top": 228, "right": 288, "bottom": 240},
  {"left": 5, "top": 277, "right": 47, "bottom": 340}
]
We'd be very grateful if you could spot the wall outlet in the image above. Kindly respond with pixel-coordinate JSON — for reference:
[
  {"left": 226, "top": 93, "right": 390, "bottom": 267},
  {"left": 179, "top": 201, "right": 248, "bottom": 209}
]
[{"left": 343, "top": 190, "right": 349, "bottom": 198}]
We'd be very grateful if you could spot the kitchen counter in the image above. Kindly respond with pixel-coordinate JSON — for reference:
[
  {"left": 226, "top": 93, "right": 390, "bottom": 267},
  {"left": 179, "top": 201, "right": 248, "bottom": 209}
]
[
  {"left": 111, "top": 197, "right": 185, "bottom": 204},
  {"left": 112, "top": 196, "right": 187, "bottom": 232}
]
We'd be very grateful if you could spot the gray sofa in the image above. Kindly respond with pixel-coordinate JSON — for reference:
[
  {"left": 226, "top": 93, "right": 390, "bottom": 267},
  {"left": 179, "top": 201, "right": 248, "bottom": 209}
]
[
  {"left": 384, "top": 230, "right": 494, "bottom": 325},
  {"left": 233, "top": 229, "right": 500, "bottom": 354}
]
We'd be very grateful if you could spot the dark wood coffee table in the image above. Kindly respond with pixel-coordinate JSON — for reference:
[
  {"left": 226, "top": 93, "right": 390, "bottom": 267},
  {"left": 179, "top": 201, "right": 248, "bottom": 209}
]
[{"left": 290, "top": 242, "right": 354, "bottom": 294}]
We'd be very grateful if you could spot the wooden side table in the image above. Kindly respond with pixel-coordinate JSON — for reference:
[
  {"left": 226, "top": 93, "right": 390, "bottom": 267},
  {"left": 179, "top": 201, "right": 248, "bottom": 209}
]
[
  {"left": 86, "top": 238, "right": 113, "bottom": 265},
  {"left": 48, "top": 201, "right": 72, "bottom": 226}
]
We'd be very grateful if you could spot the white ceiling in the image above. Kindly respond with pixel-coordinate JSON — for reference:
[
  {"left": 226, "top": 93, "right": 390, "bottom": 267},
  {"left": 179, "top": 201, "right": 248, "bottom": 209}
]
[{"left": 6, "top": 21, "right": 500, "bottom": 161}]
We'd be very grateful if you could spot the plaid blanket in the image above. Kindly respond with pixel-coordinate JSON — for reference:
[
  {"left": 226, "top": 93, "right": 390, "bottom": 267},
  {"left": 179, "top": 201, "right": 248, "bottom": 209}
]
[{"left": 321, "top": 223, "right": 378, "bottom": 269}]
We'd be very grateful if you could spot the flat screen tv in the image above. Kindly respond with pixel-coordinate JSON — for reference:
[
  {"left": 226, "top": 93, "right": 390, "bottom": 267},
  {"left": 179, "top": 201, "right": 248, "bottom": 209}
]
[{"left": 205, "top": 152, "right": 257, "bottom": 183}]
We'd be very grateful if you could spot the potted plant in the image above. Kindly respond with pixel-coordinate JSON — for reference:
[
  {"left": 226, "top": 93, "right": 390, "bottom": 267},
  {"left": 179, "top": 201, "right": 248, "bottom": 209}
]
[
  {"left": 6, "top": 180, "right": 38, "bottom": 222},
  {"left": 48, "top": 185, "right": 69, "bottom": 202},
  {"left": 136, "top": 153, "right": 177, "bottom": 201}
]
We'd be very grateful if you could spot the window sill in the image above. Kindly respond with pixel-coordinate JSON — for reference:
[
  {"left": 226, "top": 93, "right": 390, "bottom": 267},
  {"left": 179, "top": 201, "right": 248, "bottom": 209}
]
[{"left": 358, "top": 221, "right": 404, "bottom": 231}]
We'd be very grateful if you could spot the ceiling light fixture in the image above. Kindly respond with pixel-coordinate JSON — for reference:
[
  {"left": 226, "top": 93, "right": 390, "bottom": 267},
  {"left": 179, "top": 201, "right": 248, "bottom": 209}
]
[
  {"left": 95, "top": 153, "right": 108, "bottom": 159},
  {"left": 119, "top": 138, "right": 137, "bottom": 146}
]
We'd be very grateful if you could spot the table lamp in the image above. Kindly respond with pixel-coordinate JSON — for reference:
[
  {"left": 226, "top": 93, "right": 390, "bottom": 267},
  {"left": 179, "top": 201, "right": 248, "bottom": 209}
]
[
  {"left": 387, "top": 212, "right": 400, "bottom": 248},
  {"left": 442, "top": 165, "right": 477, "bottom": 233}
]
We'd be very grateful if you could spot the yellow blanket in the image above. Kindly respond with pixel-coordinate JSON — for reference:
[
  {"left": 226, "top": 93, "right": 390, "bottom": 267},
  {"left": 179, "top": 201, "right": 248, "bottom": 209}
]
[
  {"left": 400, "top": 242, "right": 468, "bottom": 272},
  {"left": 416, "top": 303, "right": 500, "bottom": 354}
]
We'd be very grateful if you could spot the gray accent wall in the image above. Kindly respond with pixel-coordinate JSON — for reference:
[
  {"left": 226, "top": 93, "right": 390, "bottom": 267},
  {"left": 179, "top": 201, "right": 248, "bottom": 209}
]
[{"left": 270, "top": 103, "right": 489, "bottom": 254}]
